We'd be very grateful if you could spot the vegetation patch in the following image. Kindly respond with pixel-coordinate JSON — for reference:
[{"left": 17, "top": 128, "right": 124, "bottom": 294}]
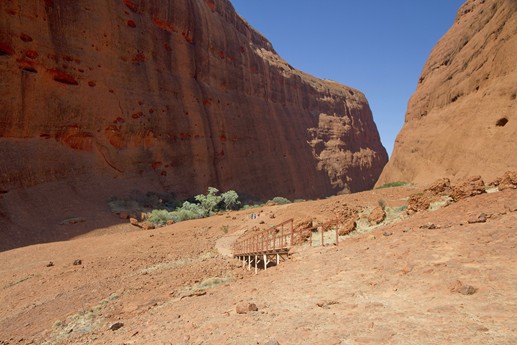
[
  {"left": 376, "top": 181, "right": 410, "bottom": 189},
  {"left": 43, "top": 293, "right": 120, "bottom": 345},
  {"left": 267, "top": 196, "right": 292, "bottom": 205}
]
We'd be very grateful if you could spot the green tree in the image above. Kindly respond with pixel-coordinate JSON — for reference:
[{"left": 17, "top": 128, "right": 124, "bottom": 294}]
[
  {"left": 194, "top": 187, "right": 222, "bottom": 216},
  {"left": 221, "top": 190, "right": 240, "bottom": 210}
]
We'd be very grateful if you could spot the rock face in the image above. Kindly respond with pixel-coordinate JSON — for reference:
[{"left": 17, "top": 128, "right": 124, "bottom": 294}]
[
  {"left": 377, "top": 0, "right": 517, "bottom": 187},
  {"left": 0, "top": 0, "right": 387, "bottom": 202}
]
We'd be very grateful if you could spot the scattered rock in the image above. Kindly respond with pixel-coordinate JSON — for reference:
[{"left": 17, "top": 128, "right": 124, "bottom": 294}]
[
  {"left": 236, "top": 302, "right": 258, "bottom": 314},
  {"left": 498, "top": 171, "right": 517, "bottom": 190},
  {"left": 407, "top": 178, "right": 452, "bottom": 214},
  {"left": 450, "top": 176, "right": 486, "bottom": 201},
  {"left": 426, "top": 178, "right": 452, "bottom": 195},
  {"left": 141, "top": 221, "right": 155, "bottom": 230},
  {"left": 129, "top": 218, "right": 140, "bottom": 227},
  {"left": 467, "top": 213, "right": 487, "bottom": 224},
  {"left": 316, "top": 300, "right": 339, "bottom": 309},
  {"left": 265, "top": 339, "right": 281, "bottom": 345},
  {"left": 338, "top": 217, "right": 357, "bottom": 236},
  {"left": 109, "top": 322, "right": 124, "bottom": 331},
  {"left": 420, "top": 223, "right": 437, "bottom": 230},
  {"left": 383, "top": 231, "right": 393, "bottom": 237},
  {"left": 166, "top": 220, "right": 175, "bottom": 225},
  {"left": 73, "top": 259, "right": 82, "bottom": 266},
  {"left": 181, "top": 290, "right": 207, "bottom": 299},
  {"left": 368, "top": 206, "right": 386, "bottom": 225},
  {"left": 46, "top": 261, "right": 54, "bottom": 267},
  {"left": 449, "top": 280, "right": 478, "bottom": 295}
]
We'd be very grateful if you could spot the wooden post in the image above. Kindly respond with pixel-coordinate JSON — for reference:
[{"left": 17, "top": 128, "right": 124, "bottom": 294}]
[
  {"left": 255, "top": 255, "right": 258, "bottom": 274},
  {"left": 276, "top": 253, "right": 280, "bottom": 265},
  {"left": 290, "top": 220, "right": 294, "bottom": 247},
  {"left": 248, "top": 255, "right": 251, "bottom": 271},
  {"left": 264, "top": 254, "right": 267, "bottom": 271}
]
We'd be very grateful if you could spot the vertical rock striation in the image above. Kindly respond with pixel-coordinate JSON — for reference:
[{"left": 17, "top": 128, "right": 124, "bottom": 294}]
[
  {"left": 0, "top": 0, "right": 386, "bottom": 206},
  {"left": 377, "top": 0, "right": 517, "bottom": 186}
]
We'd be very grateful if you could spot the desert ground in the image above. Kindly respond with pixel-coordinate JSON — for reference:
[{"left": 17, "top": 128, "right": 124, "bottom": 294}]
[{"left": 1, "top": 182, "right": 516, "bottom": 345}]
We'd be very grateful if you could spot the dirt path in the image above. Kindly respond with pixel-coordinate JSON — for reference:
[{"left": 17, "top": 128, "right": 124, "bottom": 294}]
[{"left": 215, "top": 227, "right": 247, "bottom": 257}]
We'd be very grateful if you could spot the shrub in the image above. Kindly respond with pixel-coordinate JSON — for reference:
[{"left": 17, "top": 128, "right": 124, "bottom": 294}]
[
  {"left": 170, "top": 201, "right": 205, "bottom": 222},
  {"left": 268, "top": 196, "right": 291, "bottom": 205},
  {"left": 148, "top": 209, "right": 174, "bottom": 226}
]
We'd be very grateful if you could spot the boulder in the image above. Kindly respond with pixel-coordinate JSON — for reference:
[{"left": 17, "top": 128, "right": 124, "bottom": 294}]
[
  {"left": 498, "top": 171, "right": 517, "bottom": 190},
  {"left": 450, "top": 176, "right": 486, "bottom": 201},
  {"left": 368, "top": 206, "right": 386, "bottom": 225}
]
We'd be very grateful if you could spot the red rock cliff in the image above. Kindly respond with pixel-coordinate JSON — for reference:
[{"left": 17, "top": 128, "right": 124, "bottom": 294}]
[
  {"left": 0, "top": 0, "right": 387, "bottom": 202},
  {"left": 377, "top": 0, "right": 517, "bottom": 186}
]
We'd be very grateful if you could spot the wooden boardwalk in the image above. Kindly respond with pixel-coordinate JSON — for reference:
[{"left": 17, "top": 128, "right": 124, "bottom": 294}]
[{"left": 233, "top": 218, "right": 341, "bottom": 274}]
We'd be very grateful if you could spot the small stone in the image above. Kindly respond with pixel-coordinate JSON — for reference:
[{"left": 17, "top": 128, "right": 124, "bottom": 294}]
[
  {"left": 109, "top": 322, "right": 124, "bottom": 331},
  {"left": 265, "top": 340, "right": 280, "bottom": 345},
  {"left": 46, "top": 261, "right": 54, "bottom": 267},
  {"left": 141, "top": 221, "right": 155, "bottom": 230},
  {"left": 316, "top": 300, "right": 339, "bottom": 309},
  {"left": 73, "top": 259, "right": 82, "bottom": 266},
  {"left": 468, "top": 213, "right": 487, "bottom": 224},
  {"left": 458, "top": 285, "right": 478, "bottom": 295},
  {"left": 450, "top": 280, "right": 478, "bottom": 295},
  {"left": 236, "top": 302, "right": 258, "bottom": 314},
  {"left": 236, "top": 303, "right": 248, "bottom": 314},
  {"left": 383, "top": 231, "right": 393, "bottom": 237},
  {"left": 129, "top": 218, "right": 140, "bottom": 226}
]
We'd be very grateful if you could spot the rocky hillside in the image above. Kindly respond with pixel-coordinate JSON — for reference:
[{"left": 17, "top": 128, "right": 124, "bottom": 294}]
[
  {"left": 377, "top": 0, "right": 516, "bottom": 187},
  {"left": 0, "top": 0, "right": 387, "bottom": 202}
]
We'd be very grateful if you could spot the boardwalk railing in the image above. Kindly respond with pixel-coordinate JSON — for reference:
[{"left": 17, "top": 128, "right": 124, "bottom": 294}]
[
  {"left": 233, "top": 219, "right": 294, "bottom": 257},
  {"left": 233, "top": 218, "right": 341, "bottom": 273}
]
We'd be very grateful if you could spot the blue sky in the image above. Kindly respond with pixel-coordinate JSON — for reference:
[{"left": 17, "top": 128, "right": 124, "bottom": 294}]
[{"left": 230, "top": 0, "right": 465, "bottom": 156}]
